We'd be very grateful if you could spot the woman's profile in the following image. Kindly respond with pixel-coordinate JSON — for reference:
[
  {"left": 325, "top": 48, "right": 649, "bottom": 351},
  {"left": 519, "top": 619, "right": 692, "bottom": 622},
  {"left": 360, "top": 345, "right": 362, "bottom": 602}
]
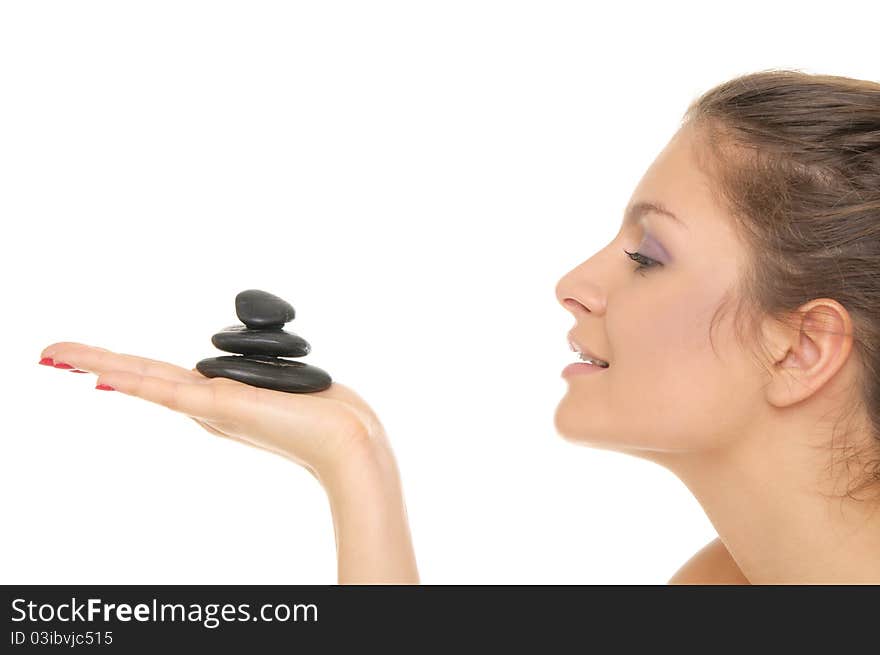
[{"left": 39, "top": 69, "right": 880, "bottom": 584}]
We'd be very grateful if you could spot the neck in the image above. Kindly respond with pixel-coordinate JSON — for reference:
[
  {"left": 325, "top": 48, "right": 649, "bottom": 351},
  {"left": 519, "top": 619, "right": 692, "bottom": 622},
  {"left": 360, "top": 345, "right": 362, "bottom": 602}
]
[{"left": 646, "top": 416, "right": 880, "bottom": 583}]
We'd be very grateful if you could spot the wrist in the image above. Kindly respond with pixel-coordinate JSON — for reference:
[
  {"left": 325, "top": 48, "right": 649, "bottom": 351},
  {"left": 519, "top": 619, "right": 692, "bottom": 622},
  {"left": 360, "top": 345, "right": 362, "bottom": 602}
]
[{"left": 317, "top": 430, "right": 402, "bottom": 503}]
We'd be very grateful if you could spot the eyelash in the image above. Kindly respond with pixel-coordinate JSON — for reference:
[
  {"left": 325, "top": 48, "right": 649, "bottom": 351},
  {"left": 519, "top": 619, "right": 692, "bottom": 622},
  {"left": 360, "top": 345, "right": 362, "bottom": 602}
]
[{"left": 622, "top": 248, "right": 661, "bottom": 276}]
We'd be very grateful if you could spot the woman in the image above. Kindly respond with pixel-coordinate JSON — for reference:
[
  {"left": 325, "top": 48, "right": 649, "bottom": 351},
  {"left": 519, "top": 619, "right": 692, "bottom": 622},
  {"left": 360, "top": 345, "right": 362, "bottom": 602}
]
[{"left": 39, "top": 69, "right": 880, "bottom": 584}]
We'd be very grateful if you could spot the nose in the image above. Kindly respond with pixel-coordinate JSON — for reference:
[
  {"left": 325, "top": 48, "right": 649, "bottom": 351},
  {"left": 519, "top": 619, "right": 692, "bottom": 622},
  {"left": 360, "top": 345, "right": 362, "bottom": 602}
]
[
  {"left": 561, "top": 297, "right": 589, "bottom": 314},
  {"left": 555, "top": 263, "right": 606, "bottom": 317}
]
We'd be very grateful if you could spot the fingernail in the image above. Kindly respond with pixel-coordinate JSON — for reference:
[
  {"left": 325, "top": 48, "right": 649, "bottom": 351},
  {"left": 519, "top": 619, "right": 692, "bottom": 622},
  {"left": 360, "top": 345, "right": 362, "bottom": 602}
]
[
  {"left": 53, "top": 362, "right": 74, "bottom": 369},
  {"left": 70, "top": 369, "right": 88, "bottom": 373},
  {"left": 95, "top": 384, "right": 115, "bottom": 391},
  {"left": 39, "top": 357, "right": 55, "bottom": 366}
]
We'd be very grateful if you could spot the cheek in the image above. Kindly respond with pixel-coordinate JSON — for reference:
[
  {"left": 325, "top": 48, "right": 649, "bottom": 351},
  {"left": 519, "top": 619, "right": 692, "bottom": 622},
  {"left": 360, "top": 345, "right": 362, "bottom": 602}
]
[
  {"left": 604, "top": 283, "right": 744, "bottom": 449},
  {"left": 612, "top": 277, "right": 714, "bottom": 366},
  {"left": 610, "top": 290, "right": 708, "bottom": 395}
]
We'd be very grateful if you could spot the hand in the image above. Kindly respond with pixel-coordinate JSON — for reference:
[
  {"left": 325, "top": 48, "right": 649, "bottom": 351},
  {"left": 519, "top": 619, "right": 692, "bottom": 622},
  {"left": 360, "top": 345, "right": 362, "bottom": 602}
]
[
  {"left": 39, "top": 342, "right": 392, "bottom": 483},
  {"left": 40, "top": 341, "right": 418, "bottom": 584}
]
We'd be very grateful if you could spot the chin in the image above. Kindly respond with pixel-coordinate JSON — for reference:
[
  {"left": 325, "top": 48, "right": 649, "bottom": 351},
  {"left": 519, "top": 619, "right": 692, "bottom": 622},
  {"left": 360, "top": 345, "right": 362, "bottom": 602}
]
[
  {"left": 553, "top": 407, "right": 610, "bottom": 447},
  {"left": 552, "top": 406, "right": 685, "bottom": 456}
]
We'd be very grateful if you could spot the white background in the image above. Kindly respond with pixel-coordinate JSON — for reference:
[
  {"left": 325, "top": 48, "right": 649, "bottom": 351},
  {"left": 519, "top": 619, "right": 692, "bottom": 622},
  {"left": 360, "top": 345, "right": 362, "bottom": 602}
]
[{"left": 1, "top": 1, "right": 876, "bottom": 584}]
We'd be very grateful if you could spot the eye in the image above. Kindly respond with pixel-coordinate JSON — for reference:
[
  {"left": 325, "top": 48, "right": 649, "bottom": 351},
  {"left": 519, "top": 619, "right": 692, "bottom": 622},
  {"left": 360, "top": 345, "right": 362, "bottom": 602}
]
[{"left": 623, "top": 248, "right": 661, "bottom": 276}]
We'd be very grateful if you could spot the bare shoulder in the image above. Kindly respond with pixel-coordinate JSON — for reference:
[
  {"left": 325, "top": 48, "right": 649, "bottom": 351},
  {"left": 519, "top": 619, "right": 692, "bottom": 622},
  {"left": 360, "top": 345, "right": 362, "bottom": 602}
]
[{"left": 668, "top": 537, "right": 750, "bottom": 585}]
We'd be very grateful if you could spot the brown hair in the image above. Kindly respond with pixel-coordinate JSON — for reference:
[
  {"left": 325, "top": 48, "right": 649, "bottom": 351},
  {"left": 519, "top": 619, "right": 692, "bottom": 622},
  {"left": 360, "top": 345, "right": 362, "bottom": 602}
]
[{"left": 681, "top": 68, "right": 880, "bottom": 500}]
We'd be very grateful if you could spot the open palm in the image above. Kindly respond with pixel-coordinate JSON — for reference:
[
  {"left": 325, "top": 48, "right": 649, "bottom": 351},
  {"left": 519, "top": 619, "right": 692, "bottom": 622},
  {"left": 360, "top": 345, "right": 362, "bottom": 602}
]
[{"left": 40, "top": 342, "right": 389, "bottom": 480}]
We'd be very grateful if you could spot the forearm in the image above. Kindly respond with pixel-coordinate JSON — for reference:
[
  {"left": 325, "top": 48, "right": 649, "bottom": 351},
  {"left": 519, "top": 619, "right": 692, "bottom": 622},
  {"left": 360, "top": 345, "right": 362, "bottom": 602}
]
[{"left": 318, "top": 440, "right": 420, "bottom": 584}]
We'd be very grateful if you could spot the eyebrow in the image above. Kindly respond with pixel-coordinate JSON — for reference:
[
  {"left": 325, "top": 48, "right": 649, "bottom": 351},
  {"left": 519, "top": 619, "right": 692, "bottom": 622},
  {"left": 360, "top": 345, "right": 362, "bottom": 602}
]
[{"left": 624, "top": 201, "right": 689, "bottom": 231}]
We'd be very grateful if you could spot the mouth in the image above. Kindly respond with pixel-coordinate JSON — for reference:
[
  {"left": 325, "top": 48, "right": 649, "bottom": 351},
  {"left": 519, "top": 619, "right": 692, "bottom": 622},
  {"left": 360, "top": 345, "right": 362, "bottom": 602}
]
[
  {"left": 574, "top": 352, "right": 609, "bottom": 368},
  {"left": 567, "top": 333, "right": 610, "bottom": 368}
]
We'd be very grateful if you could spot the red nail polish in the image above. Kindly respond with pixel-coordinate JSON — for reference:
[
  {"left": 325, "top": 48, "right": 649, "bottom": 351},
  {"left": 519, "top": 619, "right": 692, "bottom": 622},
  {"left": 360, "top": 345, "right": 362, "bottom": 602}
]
[
  {"left": 54, "top": 362, "right": 74, "bottom": 369},
  {"left": 70, "top": 369, "right": 88, "bottom": 373},
  {"left": 39, "top": 357, "right": 55, "bottom": 366},
  {"left": 95, "top": 384, "right": 115, "bottom": 391}
]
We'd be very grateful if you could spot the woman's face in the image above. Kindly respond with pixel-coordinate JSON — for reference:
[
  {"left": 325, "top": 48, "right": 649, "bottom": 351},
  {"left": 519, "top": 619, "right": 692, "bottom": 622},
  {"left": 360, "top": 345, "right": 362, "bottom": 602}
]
[{"left": 554, "top": 126, "right": 765, "bottom": 456}]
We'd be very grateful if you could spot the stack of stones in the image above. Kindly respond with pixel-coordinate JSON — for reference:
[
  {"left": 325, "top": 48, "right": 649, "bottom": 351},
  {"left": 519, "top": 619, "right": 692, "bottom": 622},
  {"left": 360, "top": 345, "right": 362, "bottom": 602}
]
[{"left": 195, "top": 289, "right": 332, "bottom": 393}]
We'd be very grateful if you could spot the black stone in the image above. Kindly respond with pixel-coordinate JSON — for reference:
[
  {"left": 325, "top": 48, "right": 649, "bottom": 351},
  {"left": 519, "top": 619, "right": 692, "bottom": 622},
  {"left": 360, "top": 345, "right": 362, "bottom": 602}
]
[
  {"left": 196, "top": 289, "right": 331, "bottom": 394},
  {"left": 235, "top": 289, "right": 296, "bottom": 329},
  {"left": 211, "top": 325, "right": 311, "bottom": 357},
  {"left": 195, "top": 355, "right": 332, "bottom": 393}
]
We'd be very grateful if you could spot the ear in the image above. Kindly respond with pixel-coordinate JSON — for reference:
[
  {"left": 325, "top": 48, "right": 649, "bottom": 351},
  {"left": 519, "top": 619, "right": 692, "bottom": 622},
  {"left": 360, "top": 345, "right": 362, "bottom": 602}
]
[{"left": 761, "top": 299, "right": 854, "bottom": 408}]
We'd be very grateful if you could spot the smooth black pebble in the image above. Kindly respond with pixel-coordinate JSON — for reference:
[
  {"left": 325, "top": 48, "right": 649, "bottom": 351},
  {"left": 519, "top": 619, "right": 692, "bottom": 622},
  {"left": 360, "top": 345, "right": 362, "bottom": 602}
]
[
  {"left": 211, "top": 325, "right": 311, "bottom": 357},
  {"left": 235, "top": 289, "right": 295, "bottom": 329},
  {"left": 195, "top": 355, "right": 332, "bottom": 393}
]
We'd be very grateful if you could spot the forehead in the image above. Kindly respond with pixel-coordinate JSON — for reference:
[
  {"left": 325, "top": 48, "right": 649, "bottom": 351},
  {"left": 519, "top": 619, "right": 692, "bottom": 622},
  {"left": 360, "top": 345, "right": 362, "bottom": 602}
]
[{"left": 631, "top": 128, "right": 717, "bottom": 217}]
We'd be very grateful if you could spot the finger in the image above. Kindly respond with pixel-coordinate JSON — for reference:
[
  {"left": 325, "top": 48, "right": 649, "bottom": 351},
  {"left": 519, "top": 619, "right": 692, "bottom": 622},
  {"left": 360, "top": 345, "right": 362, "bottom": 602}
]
[
  {"left": 42, "top": 341, "right": 111, "bottom": 357},
  {"left": 95, "top": 370, "right": 244, "bottom": 421},
  {"left": 42, "top": 342, "right": 204, "bottom": 384}
]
